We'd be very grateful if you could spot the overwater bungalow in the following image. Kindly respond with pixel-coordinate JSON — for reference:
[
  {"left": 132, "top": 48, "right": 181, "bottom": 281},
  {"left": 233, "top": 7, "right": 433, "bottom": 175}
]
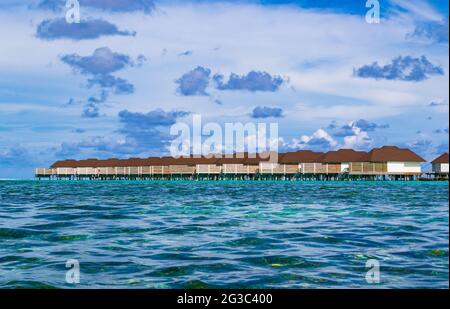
[
  {"left": 431, "top": 153, "right": 449, "bottom": 178},
  {"left": 216, "top": 154, "right": 248, "bottom": 175},
  {"left": 194, "top": 157, "right": 222, "bottom": 175},
  {"left": 146, "top": 157, "right": 170, "bottom": 176},
  {"left": 167, "top": 156, "right": 223, "bottom": 179},
  {"left": 165, "top": 157, "right": 196, "bottom": 177},
  {"left": 73, "top": 158, "right": 99, "bottom": 177},
  {"left": 243, "top": 154, "right": 270, "bottom": 175},
  {"left": 349, "top": 146, "right": 425, "bottom": 180},
  {"left": 319, "top": 149, "right": 367, "bottom": 175},
  {"left": 49, "top": 159, "right": 78, "bottom": 179},
  {"left": 96, "top": 158, "right": 120, "bottom": 177},
  {"left": 278, "top": 150, "right": 324, "bottom": 175}
]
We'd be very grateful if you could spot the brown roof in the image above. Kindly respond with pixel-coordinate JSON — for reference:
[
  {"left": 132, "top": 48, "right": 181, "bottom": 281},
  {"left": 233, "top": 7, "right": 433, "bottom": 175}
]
[
  {"left": 431, "top": 153, "right": 449, "bottom": 164},
  {"left": 360, "top": 146, "right": 425, "bottom": 162},
  {"left": 51, "top": 159, "right": 79, "bottom": 168},
  {"left": 242, "top": 152, "right": 277, "bottom": 164},
  {"left": 49, "top": 156, "right": 222, "bottom": 168},
  {"left": 49, "top": 147, "right": 428, "bottom": 168},
  {"left": 320, "top": 149, "right": 367, "bottom": 163},
  {"left": 279, "top": 150, "right": 324, "bottom": 163},
  {"left": 75, "top": 159, "right": 101, "bottom": 167},
  {"left": 215, "top": 153, "right": 250, "bottom": 164},
  {"left": 216, "top": 157, "right": 244, "bottom": 164},
  {"left": 127, "top": 158, "right": 152, "bottom": 166},
  {"left": 96, "top": 158, "right": 149, "bottom": 167},
  {"left": 96, "top": 158, "right": 123, "bottom": 167},
  {"left": 143, "top": 157, "right": 170, "bottom": 166},
  {"left": 154, "top": 156, "right": 221, "bottom": 165}
]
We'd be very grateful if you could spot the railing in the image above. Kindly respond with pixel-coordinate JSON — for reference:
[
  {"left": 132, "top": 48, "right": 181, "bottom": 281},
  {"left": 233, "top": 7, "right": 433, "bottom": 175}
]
[
  {"left": 36, "top": 162, "right": 426, "bottom": 178},
  {"left": 349, "top": 162, "right": 388, "bottom": 174}
]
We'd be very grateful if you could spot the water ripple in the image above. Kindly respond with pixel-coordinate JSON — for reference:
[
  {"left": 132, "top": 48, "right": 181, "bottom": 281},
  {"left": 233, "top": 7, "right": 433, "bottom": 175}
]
[{"left": 0, "top": 180, "right": 448, "bottom": 288}]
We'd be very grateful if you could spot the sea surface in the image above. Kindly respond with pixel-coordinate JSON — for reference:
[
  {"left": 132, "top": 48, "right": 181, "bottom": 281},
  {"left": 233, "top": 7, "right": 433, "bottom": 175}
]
[{"left": 0, "top": 180, "right": 448, "bottom": 288}]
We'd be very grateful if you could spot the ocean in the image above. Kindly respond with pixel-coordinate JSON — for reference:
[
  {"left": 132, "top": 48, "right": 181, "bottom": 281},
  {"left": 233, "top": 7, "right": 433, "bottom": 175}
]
[{"left": 0, "top": 180, "right": 448, "bottom": 288}]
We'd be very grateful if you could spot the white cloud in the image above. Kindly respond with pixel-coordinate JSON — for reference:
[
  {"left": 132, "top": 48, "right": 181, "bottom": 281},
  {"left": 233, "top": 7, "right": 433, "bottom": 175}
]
[
  {"left": 341, "top": 125, "right": 373, "bottom": 150},
  {"left": 290, "top": 128, "right": 338, "bottom": 150},
  {"left": 287, "top": 120, "right": 377, "bottom": 151}
]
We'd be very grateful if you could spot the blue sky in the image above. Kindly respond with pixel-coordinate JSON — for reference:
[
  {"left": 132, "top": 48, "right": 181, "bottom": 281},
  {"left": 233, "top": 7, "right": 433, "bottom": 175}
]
[{"left": 0, "top": 0, "right": 448, "bottom": 178}]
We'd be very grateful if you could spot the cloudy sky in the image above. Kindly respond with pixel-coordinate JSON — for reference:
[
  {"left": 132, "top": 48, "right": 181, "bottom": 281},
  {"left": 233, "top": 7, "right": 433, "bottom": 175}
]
[{"left": 0, "top": 0, "right": 448, "bottom": 178}]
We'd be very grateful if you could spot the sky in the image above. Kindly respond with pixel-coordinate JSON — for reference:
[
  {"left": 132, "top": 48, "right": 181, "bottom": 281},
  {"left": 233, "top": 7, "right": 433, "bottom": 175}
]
[{"left": 0, "top": 0, "right": 448, "bottom": 178}]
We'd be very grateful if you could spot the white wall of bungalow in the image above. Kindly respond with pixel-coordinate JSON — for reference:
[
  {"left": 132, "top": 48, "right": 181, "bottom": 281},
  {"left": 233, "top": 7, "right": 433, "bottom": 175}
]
[
  {"left": 431, "top": 153, "right": 449, "bottom": 174},
  {"left": 387, "top": 162, "right": 422, "bottom": 174},
  {"left": 432, "top": 162, "right": 449, "bottom": 173}
]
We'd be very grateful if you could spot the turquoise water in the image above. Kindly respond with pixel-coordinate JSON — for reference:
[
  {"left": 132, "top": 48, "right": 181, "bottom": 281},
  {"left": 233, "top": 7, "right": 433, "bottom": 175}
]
[{"left": 0, "top": 180, "right": 448, "bottom": 288}]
